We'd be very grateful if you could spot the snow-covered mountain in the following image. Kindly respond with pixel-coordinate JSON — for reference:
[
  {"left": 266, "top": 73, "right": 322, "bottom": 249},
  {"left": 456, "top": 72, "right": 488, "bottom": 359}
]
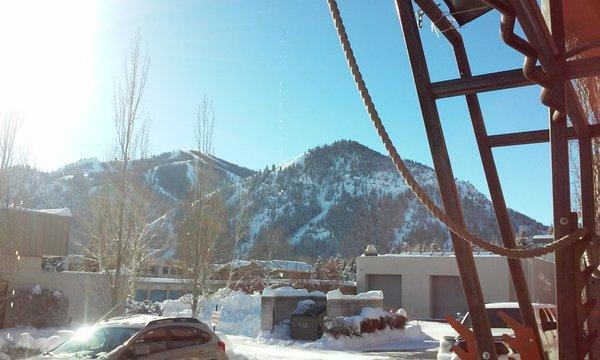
[
  {"left": 28, "top": 150, "right": 253, "bottom": 207},
  {"left": 13, "top": 140, "right": 547, "bottom": 260},
  {"left": 13, "top": 150, "right": 253, "bottom": 253},
  {"left": 221, "top": 140, "right": 547, "bottom": 259}
]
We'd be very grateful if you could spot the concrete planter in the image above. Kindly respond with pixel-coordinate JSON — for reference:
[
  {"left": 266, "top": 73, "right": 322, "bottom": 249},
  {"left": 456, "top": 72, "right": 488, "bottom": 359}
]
[{"left": 326, "top": 298, "right": 384, "bottom": 318}]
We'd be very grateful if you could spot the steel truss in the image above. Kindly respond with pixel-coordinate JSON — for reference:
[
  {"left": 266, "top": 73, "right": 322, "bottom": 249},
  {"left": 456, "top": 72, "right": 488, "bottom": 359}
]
[{"left": 395, "top": 0, "right": 599, "bottom": 358}]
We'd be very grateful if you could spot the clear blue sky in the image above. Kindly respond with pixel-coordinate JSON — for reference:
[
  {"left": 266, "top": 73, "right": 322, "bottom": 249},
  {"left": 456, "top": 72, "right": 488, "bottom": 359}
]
[{"left": 0, "top": 0, "right": 556, "bottom": 224}]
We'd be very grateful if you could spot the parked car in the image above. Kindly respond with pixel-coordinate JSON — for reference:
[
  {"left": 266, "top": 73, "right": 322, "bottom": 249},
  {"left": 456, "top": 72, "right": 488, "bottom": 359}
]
[
  {"left": 437, "top": 302, "right": 558, "bottom": 360},
  {"left": 31, "top": 315, "right": 228, "bottom": 359}
]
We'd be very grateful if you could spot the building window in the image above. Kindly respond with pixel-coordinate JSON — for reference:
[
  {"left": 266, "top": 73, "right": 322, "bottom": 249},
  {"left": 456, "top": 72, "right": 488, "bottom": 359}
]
[
  {"left": 162, "top": 267, "right": 169, "bottom": 275},
  {"left": 168, "top": 290, "right": 183, "bottom": 300},
  {"left": 135, "top": 289, "right": 147, "bottom": 301},
  {"left": 149, "top": 290, "right": 167, "bottom": 302}
]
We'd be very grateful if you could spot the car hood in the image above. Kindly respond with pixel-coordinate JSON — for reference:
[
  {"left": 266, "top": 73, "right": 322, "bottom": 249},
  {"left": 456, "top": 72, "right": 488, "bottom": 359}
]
[{"left": 28, "top": 353, "right": 110, "bottom": 359}]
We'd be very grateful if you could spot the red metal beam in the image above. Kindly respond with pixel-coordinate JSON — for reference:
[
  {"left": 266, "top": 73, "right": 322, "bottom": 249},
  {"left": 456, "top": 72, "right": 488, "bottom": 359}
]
[
  {"left": 509, "top": 0, "right": 559, "bottom": 76},
  {"left": 565, "top": 56, "right": 600, "bottom": 79},
  {"left": 487, "top": 124, "right": 600, "bottom": 147},
  {"left": 566, "top": 83, "right": 591, "bottom": 138},
  {"left": 431, "top": 68, "right": 533, "bottom": 99},
  {"left": 430, "top": 58, "right": 600, "bottom": 99}
]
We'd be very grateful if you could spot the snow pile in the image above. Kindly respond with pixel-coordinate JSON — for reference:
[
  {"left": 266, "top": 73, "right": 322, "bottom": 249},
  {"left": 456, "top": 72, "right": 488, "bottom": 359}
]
[
  {"left": 258, "top": 321, "right": 430, "bottom": 352},
  {"left": 326, "top": 289, "right": 382, "bottom": 300},
  {"left": 161, "top": 288, "right": 262, "bottom": 337},
  {"left": 262, "top": 286, "right": 326, "bottom": 298},
  {"left": 294, "top": 299, "right": 316, "bottom": 313},
  {"left": 0, "top": 328, "right": 74, "bottom": 354},
  {"left": 315, "top": 324, "right": 429, "bottom": 351}
]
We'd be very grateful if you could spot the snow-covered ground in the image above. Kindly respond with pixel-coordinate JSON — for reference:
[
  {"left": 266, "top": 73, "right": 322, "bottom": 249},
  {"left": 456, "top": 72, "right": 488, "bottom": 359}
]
[
  {"left": 223, "top": 321, "right": 448, "bottom": 359},
  {"left": 226, "top": 334, "right": 391, "bottom": 359},
  {"left": 0, "top": 288, "right": 452, "bottom": 359}
]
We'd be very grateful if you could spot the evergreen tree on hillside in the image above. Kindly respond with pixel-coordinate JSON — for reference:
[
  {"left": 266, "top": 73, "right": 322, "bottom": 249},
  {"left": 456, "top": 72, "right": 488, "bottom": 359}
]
[
  {"left": 322, "top": 255, "right": 343, "bottom": 280},
  {"left": 341, "top": 258, "right": 356, "bottom": 282},
  {"left": 312, "top": 256, "right": 325, "bottom": 279},
  {"left": 515, "top": 226, "right": 532, "bottom": 249}
]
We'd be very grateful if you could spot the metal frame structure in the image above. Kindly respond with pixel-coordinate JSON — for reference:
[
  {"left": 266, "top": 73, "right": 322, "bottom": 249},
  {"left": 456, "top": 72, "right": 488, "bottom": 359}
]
[{"left": 394, "top": 0, "right": 599, "bottom": 358}]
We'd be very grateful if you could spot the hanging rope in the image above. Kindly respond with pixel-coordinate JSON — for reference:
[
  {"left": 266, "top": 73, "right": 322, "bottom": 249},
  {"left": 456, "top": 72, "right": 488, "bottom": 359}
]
[{"left": 326, "top": 0, "right": 588, "bottom": 258}]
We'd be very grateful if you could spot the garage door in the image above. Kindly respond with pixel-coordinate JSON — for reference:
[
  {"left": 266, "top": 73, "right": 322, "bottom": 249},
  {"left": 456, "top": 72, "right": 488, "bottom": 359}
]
[
  {"left": 367, "top": 274, "right": 402, "bottom": 309},
  {"left": 431, "top": 275, "right": 467, "bottom": 319}
]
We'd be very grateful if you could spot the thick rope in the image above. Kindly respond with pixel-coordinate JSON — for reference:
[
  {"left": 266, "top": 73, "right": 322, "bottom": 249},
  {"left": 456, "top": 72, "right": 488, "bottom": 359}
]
[{"left": 326, "top": 0, "right": 588, "bottom": 258}]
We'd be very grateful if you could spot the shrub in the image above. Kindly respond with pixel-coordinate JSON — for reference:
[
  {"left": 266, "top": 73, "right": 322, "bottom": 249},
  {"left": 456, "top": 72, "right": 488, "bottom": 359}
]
[
  {"left": 8, "top": 286, "right": 69, "bottom": 328},
  {"left": 324, "top": 310, "right": 407, "bottom": 338},
  {"left": 324, "top": 316, "right": 360, "bottom": 338},
  {"left": 125, "top": 298, "right": 162, "bottom": 316}
]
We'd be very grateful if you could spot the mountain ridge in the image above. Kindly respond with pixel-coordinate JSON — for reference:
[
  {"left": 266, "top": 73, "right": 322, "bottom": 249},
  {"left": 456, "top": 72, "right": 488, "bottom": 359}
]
[{"left": 11, "top": 140, "right": 548, "bottom": 260}]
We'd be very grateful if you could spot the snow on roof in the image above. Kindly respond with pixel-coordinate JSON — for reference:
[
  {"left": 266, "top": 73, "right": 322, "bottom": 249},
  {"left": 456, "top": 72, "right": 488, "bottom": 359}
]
[
  {"left": 376, "top": 251, "right": 500, "bottom": 257},
  {"left": 327, "top": 289, "right": 383, "bottom": 300},
  {"left": 137, "top": 277, "right": 186, "bottom": 284},
  {"left": 259, "top": 260, "right": 314, "bottom": 273},
  {"left": 34, "top": 208, "right": 72, "bottom": 217},
  {"left": 532, "top": 234, "right": 554, "bottom": 243},
  {"left": 262, "top": 286, "right": 326, "bottom": 298},
  {"left": 218, "top": 259, "right": 313, "bottom": 273},
  {"left": 485, "top": 302, "right": 555, "bottom": 309},
  {"left": 102, "top": 314, "right": 162, "bottom": 327},
  {"left": 2, "top": 207, "right": 72, "bottom": 217}
]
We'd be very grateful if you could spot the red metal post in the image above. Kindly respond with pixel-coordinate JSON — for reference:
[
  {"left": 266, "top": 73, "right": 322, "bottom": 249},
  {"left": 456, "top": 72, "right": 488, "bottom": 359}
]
[
  {"left": 395, "top": 1, "right": 497, "bottom": 358},
  {"left": 542, "top": 0, "right": 580, "bottom": 357},
  {"left": 412, "top": 0, "right": 544, "bottom": 355}
]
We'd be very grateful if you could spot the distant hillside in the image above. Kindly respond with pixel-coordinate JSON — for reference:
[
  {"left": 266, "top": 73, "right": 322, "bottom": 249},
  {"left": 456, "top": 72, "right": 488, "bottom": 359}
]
[
  {"left": 221, "top": 140, "right": 548, "bottom": 259},
  {"left": 12, "top": 141, "right": 548, "bottom": 260}
]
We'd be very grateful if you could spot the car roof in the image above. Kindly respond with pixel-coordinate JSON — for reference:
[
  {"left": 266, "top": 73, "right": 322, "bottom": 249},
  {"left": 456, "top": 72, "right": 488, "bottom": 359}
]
[
  {"left": 484, "top": 302, "right": 556, "bottom": 309},
  {"left": 101, "top": 315, "right": 206, "bottom": 329}
]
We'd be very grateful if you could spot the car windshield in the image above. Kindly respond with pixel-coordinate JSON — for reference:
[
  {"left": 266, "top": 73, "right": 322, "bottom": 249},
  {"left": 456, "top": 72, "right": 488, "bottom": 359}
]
[
  {"left": 50, "top": 326, "right": 140, "bottom": 358},
  {"left": 463, "top": 308, "right": 523, "bottom": 329}
]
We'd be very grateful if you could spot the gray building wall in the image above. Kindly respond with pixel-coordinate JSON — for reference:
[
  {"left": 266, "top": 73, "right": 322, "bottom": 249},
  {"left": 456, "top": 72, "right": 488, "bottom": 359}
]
[
  {"left": 356, "top": 253, "right": 555, "bottom": 319},
  {"left": 6, "top": 256, "right": 192, "bottom": 326}
]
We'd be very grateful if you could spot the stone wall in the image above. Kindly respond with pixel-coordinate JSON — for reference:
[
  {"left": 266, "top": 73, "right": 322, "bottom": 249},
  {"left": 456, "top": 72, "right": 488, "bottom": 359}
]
[{"left": 326, "top": 298, "right": 384, "bottom": 318}]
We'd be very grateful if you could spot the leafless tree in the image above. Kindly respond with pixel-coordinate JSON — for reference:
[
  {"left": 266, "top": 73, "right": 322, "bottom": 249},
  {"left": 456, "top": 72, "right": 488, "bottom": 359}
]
[
  {"left": 175, "top": 94, "right": 227, "bottom": 316},
  {"left": 226, "top": 198, "right": 249, "bottom": 289},
  {"left": 565, "top": 31, "right": 600, "bottom": 280},
  {"left": 80, "top": 33, "right": 156, "bottom": 314},
  {"left": 0, "top": 111, "right": 27, "bottom": 316},
  {"left": 0, "top": 112, "right": 24, "bottom": 206}
]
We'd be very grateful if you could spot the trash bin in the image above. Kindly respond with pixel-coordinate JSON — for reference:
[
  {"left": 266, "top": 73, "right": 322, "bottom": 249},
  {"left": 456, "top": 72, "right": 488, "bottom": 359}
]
[{"left": 290, "top": 302, "right": 326, "bottom": 341}]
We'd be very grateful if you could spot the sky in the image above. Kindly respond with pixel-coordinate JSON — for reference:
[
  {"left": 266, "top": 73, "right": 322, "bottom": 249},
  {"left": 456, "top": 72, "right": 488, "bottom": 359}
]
[{"left": 0, "top": 0, "right": 558, "bottom": 224}]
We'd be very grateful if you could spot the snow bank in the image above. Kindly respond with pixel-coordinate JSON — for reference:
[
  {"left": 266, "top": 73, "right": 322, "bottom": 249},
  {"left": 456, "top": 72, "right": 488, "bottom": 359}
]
[
  {"left": 161, "top": 288, "right": 262, "bottom": 337},
  {"left": 357, "top": 307, "right": 388, "bottom": 320},
  {"left": 0, "top": 327, "right": 74, "bottom": 354},
  {"left": 315, "top": 324, "right": 429, "bottom": 351},
  {"left": 257, "top": 324, "right": 430, "bottom": 352},
  {"left": 262, "top": 286, "right": 326, "bottom": 298},
  {"left": 326, "top": 289, "right": 383, "bottom": 300}
]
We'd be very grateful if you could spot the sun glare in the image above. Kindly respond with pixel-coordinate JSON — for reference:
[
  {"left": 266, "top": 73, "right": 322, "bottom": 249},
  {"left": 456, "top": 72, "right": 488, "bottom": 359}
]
[{"left": 0, "top": 0, "right": 99, "bottom": 169}]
